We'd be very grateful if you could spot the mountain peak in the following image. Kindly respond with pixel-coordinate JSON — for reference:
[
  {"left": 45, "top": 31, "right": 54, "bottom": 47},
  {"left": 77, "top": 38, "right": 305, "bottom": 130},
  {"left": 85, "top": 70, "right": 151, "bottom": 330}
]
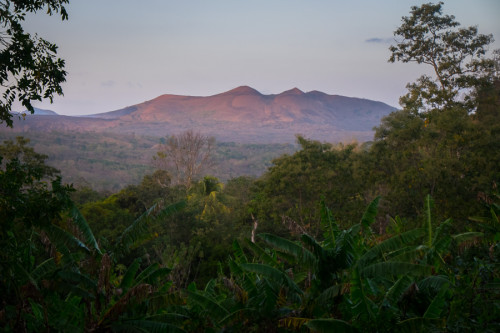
[
  {"left": 224, "top": 86, "right": 261, "bottom": 95},
  {"left": 280, "top": 87, "right": 304, "bottom": 96}
]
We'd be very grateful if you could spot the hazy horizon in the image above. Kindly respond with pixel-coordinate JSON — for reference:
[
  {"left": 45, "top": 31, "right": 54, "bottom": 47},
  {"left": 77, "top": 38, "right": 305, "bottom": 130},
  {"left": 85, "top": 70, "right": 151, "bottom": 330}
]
[{"left": 18, "top": 0, "right": 500, "bottom": 116}]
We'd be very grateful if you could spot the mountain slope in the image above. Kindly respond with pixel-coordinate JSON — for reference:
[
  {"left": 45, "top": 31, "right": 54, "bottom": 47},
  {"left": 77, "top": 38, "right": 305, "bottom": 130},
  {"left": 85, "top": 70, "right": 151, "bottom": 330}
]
[{"left": 5, "top": 86, "right": 396, "bottom": 143}]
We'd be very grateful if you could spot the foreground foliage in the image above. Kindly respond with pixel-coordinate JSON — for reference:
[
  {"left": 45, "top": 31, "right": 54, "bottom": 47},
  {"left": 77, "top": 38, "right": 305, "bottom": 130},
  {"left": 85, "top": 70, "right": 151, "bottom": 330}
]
[
  {"left": 0, "top": 0, "right": 69, "bottom": 126},
  {"left": 1, "top": 140, "right": 498, "bottom": 331},
  {"left": 1, "top": 2, "right": 499, "bottom": 332}
]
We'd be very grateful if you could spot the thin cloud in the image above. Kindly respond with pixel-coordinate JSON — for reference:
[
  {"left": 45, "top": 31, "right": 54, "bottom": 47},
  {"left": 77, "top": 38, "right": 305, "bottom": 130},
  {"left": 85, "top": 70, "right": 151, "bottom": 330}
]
[
  {"left": 365, "top": 37, "right": 393, "bottom": 44},
  {"left": 127, "top": 81, "right": 143, "bottom": 89},
  {"left": 101, "top": 80, "right": 116, "bottom": 87}
]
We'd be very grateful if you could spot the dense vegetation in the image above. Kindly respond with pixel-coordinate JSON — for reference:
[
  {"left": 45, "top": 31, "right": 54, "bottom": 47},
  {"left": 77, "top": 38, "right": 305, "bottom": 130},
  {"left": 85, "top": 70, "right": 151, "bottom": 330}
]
[
  {"left": 0, "top": 130, "right": 297, "bottom": 191},
  {"left": 1, "top": 2, "right": 499, "bottom": 332}
]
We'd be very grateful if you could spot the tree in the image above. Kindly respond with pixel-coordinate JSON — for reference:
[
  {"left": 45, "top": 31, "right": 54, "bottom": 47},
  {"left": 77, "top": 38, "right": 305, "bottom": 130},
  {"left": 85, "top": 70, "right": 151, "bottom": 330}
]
[
  {"left": 251, "top": 135, "right": 366, "bottom": 237},
  {"left": 389, "top": 1, "right": 495, "bottom": 113},
  {"left": 1, "top": 0, "right": 68, "bottom": 127},
  {"left": 153, "top": 129, "right": 215, "bottom": 189},
  {"left": 0, "top": 137, "right": 189, "bottom": 331},
  {"left": 372, "top": 2, "right": 499, "bottom": 223}
]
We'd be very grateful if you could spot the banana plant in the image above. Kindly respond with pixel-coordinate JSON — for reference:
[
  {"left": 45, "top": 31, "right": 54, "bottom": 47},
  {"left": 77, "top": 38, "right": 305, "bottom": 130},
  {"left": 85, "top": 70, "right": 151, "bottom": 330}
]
[{"left": 233, "top": 197, "right": 457, "bottom": 331}]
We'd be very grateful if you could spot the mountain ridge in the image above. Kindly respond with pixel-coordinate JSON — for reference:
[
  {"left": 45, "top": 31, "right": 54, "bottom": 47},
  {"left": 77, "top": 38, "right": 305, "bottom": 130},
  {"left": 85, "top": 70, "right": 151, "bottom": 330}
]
[{"left": 5, "top": 86, "right": 396, "bottom": 143}]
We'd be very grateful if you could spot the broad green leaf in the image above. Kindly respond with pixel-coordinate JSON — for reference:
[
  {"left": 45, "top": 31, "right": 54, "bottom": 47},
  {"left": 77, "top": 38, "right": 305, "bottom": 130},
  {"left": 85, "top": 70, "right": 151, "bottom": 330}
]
[
  {"left": 423, "top": 283, "right": 449, "bottom": 319},
  {"left": 382, "top": 275, "right": 413, "bottom": 306},
  {"left": 361, "top": 262, "right": 431, "bottom": 278},
  {"left": 31, "top": 258, "right": 57, "bottom": 281},
  {"left": 424, "top": 195, "right": 434, "bottom": 248},
  {"left": 240, "top": 263, "right": 302, "bottom": 295},
  {"left": 232, "top": 239, "right": 247, "bottom": 263},
  {"left": 360, "top": 196, "right": 380, "bottom": 229},
  {"left": 47, "top": 224, "right": 89, "bottom": 253},
  {"left": 358, "top": 228, "right": 425, "bottom": 266},
  {"left": 120, "top": 258, "right": 141, "bottom": 291},
  {"left": 397, "top": 317, "right": 444, "bottom": 333},
  {"left": 70, "top": 204, "right": 101, "bottom": 254},
  {"left": 112, "top": 319, "right": 186, "bottom": 333},
  {"left": 118, "top": 201, "right": 186, "bottom": 254},
  {"left": 350, "top": 267, "right": 376, "bottom": 320},
  {"left": 452, "top": 232, "right": 483, "bottom": 243},
  {"left": 305, "top": 318, "right": 359, "bottom": 332},
  {"left": 244, "top": 238, "right": 279, "bottom": 267},
  {"left": 314, "top": 284, "right": 342, "bottom": 311},
  {"left": 57, "top": 270, "right": 97, "bottom": 290},
  {"left": 417, "top": 275, "right": 449, "bottom": 291},
  {"left": 187, "top": 290, "right": 229, "bottom": 320},
  {"left": 259, "top": 233, "right": 316, "bottom": 268}
]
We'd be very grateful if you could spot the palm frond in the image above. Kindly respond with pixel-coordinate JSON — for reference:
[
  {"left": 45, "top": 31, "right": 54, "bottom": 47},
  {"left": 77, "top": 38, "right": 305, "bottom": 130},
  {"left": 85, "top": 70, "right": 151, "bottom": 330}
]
[
  {"left": 120, "top": 258, "right": 141, "bottom": 291},
  {"left": 69, "top": 204, "right": 101, "bottom": 254},
  {"left": 361, "top": 262, "right": 431, "bottom": 279},
  {"left": 382, "top": 275, "right": 413, "bottom": 307},
  {"left": 240, "top": 263, "right": 302, "bottom": 295},
  {"left": 155, "top": 200, "right": 186, "bottom": 221},
  {"left": 259, "top": 233, "right": 316, "bottom": 268},
  {"left": 314, "top": 284, "right": 342, "bottom": 310},
  {"left": 57, "top": 270, "right": 97, "bottom": 291},
  {"left": 424, "top": 194, "right": 434, "bottom": 248},
  {"left": 320, "top": 198, "right": 339, "bottom": 247},
  {"left": 360, "top": 196, "right": 381, "bottom": 229},
  {"left": 47, "top": 224, "right": 90, "bottom": 253},
  {"left": 417, "top": 275, "right": 450, "bottom": 291},
  {"left": 278, "top": 317, "right": 310, "bottom": 330},
  {"left": 117, "top": 203, "right": 157, "bottom": 251},
  {"left": 145, "top": 313, "right": 189, "bottom": 324},
  {"left": 218, "top": 308, "right": 255, "bottom": 326},
  {"left": 135, "top": 263, "right": 166, "bottom": 285},
  {"left": 204, "top": 278, "right": 216, "bottom": 297},
  {"left": 232, "top": 239, "right": 247, "bottom": 264},
  {"left": 491, "top": 206, "right": 499, "bottom": 226},
  {"left": 386, "top": 246, "right": 423, "bottom": 262},
  {"left": 293, "top": 271, "right": 308, "bottom": 284},
  {"left": 228, "top": 259, "right": 244, "bottom": 276},
  {"left": 305, "top": 318, "right": 359, "bottom": 332},
  {"left": 31, "top": 258, "right": 57, "bottom": 282},
  {"left": 243, "top": 238, "right": 279, "bottom": 267},
  {"left": 432, "top": 218, "right": 451, "bottom": 246},
  {"left": 452, "top": 232, "right": 483, "bottom": 243},
  {"left": 112, "top": 319, "right": 186, "bottom": 333},
  {"left": 187, "top": 290, "right": 229, "bottom": 321},
  {"left": 350, "top": 266, "right": 376, "bottom": 321},
  {"left": 118, "top": 201, "right": 186, "bottom": 254},
  {"left": 397, "top": 317, "right": 443, "bottom": 333},
  {"left": 358, "top": 228, "right": 425, "bottom": 267},
  {"left": 301, "top": 233, "right": 324, "bottom": 258},
  {"left": 423, "top": 283, "right": 449, "bottom": 319}
]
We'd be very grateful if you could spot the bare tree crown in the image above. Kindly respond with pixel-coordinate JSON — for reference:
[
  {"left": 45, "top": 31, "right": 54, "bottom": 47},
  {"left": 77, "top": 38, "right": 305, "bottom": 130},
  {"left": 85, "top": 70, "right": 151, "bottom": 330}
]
[{"left": 153, "top": 130, "right": 215, "bottom": 189}]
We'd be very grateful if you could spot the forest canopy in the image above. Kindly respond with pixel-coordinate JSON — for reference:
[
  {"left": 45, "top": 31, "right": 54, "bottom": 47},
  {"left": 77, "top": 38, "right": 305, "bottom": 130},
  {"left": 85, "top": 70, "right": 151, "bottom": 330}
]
[{"left": 0, "top": 2, "right": 499, "bottom": 332}]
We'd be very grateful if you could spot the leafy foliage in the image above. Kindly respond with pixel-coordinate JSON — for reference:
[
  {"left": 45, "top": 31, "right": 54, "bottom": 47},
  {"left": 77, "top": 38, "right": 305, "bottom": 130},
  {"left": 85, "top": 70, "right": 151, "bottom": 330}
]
[
  {"left": 0, "top": 0, "right": 69, "bottom": 126},
  {"left": 2, "top": 2, "right": 499, "bottom": 332},
  {"left": 389, "top": 1, "right": 495, "bottom": 112}
]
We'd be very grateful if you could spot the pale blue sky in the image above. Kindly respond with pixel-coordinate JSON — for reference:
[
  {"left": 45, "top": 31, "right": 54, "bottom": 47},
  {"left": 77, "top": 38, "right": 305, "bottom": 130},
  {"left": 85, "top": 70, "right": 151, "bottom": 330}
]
[{"left": 23, "top": 0, "right": 500, "bottom": 115}]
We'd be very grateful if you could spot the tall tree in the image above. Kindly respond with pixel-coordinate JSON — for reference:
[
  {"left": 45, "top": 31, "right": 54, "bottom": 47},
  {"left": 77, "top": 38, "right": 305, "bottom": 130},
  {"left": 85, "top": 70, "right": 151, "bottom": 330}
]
[
  {"left": 389, "top": 1, "right": 495, "bottom": 113},
  {"left": 373, "top": 2, "right": 499, "bottom": 222},
  {"left": 153, "top": 130, "right": 215, "bottom": 189},
  {"left": 251, "top": 136, "right": 366, "bottom": 237},
  {"left": 0, "top": 0, "right": 69, "bottom": 127}
]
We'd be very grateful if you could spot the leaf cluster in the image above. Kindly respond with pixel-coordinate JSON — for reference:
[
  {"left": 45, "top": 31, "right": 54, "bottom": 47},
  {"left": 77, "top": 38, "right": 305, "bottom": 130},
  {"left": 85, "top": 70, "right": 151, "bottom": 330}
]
[{"left": 0, "top": 0, "right": 68, "bottom": 126}]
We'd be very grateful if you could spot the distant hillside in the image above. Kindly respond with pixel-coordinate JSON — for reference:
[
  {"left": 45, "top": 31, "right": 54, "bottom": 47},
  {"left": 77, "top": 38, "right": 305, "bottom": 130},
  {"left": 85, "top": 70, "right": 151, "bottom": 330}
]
[
  {"left": 0, "top": 130, "right": 296, "bottom": 191},
  {"left": 10, "top": 107, "right": 58, "bottom": 118},
  {"left": 30, "top": 108, "right": 59, "bottom": 116},
  {"left": 5, "top": 86, "right": 396, "bottom": 143}
]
